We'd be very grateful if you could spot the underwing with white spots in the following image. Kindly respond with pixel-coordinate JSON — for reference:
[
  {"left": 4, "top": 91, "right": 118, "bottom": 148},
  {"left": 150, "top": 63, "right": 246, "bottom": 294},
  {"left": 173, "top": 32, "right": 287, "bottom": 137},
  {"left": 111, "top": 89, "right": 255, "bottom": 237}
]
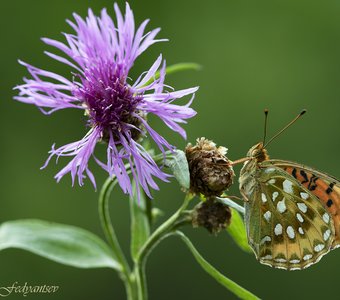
[{"left": 239, "top": 142, "right": 340, "bottom": 270}]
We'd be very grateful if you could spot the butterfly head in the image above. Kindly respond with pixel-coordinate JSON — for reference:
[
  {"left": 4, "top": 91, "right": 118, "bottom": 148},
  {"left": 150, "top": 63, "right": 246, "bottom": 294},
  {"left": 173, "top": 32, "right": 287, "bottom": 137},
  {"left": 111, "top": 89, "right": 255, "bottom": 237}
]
[{"left": 247, "top": 142, "right": 269, "bottom": 163}]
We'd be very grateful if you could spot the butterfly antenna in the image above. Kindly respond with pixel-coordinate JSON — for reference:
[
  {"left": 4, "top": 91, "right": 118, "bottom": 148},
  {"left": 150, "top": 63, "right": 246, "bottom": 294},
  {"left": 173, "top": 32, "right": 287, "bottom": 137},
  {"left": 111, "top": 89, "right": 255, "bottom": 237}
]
[
  {"left": 264, "top": 109, "right": 306, "bottom": 148},
  {"left": 262, "top": 109, "right": 269, "bottom": 146}
]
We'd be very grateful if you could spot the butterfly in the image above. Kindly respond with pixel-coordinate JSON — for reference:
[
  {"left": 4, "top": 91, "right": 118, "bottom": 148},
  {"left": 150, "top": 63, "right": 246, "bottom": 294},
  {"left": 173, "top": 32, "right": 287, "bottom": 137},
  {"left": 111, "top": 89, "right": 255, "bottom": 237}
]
[{"left": 236, "top": 110, "right": 339, "bottom": 270}]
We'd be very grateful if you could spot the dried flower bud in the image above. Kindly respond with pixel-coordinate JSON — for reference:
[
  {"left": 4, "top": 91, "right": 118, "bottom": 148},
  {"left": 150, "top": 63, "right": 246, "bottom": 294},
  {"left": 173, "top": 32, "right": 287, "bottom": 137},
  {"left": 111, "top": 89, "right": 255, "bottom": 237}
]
[
  {"left": 192, "top": 199, "right": 232, "bottom": 235},
  {"left": 185, "top": 138, "right": 234, "bottom": 197}
]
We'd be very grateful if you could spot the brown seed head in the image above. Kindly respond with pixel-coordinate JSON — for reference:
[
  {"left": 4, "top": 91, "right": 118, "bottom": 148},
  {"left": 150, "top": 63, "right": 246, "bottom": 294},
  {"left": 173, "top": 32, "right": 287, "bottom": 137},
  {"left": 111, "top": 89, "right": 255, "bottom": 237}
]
[
  {"left": 192, "top": 198, "right": 232, "bottom": 235},
  {"left": 185, "top": 138, "right": 234, "bottom": 197}
]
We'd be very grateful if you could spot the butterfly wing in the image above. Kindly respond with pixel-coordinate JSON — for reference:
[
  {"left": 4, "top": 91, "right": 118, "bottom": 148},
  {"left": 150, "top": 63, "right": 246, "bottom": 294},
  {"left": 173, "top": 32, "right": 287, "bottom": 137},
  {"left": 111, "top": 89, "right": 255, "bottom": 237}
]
[
  {"left": 268, "top": 159, "right": 340, "bottom": 249},
  {"left": 244, "top": 164, "right": 335, "bottom": 270}
]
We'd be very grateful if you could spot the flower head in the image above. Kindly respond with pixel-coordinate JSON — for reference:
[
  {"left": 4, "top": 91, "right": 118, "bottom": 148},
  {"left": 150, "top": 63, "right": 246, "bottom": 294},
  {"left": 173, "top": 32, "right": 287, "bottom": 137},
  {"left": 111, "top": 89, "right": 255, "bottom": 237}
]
[
  {"left": 186, "top": 138, "right": 234, "bottom": 197},
  {"left": 15, "top": 3, "right": 198, "bottom": 198},
  {"left": 192, "top": 198, "right": 232, "bottom": 235}
]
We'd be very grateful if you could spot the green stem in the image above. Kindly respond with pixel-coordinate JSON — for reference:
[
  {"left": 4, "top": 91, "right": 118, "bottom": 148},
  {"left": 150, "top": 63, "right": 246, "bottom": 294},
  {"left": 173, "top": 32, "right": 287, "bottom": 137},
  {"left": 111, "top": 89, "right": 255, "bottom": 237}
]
[
  {"left": 135, "top": 260, "right": 146, "bottom": 300},
  {"left": 99, "top": 177, "right": 136, "bottom": 300},
  {"left": 145, "top": 195, "right": 153, "bottom": 227},
  {"left": 135, "top": 231, "right": 176, "bottom": 300},
  {"left": 173, "top": 231, "right": 260, "bottom": 300},
  {"left": 134, "top": 194, "right": 193, "bottom": 300},
  {"left": 137, "top": 193, "right": 192, "bottom": 263},
  {"left": 172, "top": 211, "right": 193, "bottom": 230}
]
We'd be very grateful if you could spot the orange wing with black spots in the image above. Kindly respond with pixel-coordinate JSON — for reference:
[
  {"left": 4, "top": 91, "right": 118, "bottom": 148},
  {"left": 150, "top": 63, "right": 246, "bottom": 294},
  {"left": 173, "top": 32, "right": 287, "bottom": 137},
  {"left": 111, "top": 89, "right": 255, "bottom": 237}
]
[{"left": 270, "top": 159, "right": 340, "bottom": 249}]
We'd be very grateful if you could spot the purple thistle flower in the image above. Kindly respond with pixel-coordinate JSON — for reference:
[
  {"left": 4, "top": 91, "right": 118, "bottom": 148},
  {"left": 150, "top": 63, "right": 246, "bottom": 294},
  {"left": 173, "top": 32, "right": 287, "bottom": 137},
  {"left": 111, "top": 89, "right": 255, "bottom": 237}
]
[{"left": 14, "top": 3, "right": 198, "bottom": 198}]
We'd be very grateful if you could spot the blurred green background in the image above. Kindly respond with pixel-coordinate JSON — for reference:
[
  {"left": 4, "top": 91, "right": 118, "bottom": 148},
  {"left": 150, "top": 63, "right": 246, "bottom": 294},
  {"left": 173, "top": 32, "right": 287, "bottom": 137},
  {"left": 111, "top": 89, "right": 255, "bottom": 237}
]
[{"left": 1, "top": 0, "right": 340, "bottom": 299}]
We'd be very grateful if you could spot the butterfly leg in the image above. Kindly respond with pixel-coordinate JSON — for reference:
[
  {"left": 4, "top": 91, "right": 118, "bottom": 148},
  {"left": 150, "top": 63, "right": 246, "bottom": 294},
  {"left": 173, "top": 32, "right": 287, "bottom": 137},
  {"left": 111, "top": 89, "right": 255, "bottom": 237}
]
[
  {"left": 220, "top": 194, "right": 243, "bottom": 201},
  {"left": 239, "top": 189, "right": 251, "bottom": 202}
]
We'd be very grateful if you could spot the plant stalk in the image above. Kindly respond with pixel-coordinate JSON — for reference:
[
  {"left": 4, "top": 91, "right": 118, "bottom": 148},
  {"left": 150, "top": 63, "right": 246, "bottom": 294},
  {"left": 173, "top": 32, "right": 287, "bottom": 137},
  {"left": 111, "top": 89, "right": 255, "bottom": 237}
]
[
  {"left": 134, "top": 193, "right": 194, "bottom": 300},
  {"left": 99, "top": 177, "right": 136, "bottom": 300}
]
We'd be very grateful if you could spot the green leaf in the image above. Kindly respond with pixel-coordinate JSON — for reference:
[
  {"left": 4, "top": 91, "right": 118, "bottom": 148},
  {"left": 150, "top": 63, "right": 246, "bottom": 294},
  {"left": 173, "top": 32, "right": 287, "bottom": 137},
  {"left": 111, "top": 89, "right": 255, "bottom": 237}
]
[
  {"left": 161, "top": 62, "right": 201, "bottom": 75},
  {"left": 0, "top": 219, "right": 121, "bottom": 270},
  {"left": 165, "top": 149, "right": 190, "bottom": 189},
  {"left": 175, "top": 231, "right": 260, "bottom": 300},
  {"left": 227, "top": 209, "right": 252, "bottom": 253},
  {"left": 144, "top": 62, "right": 201, "bottom": 86},
  {"left": 130, "top": 185, "right": 151, "bottom": 261}
]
